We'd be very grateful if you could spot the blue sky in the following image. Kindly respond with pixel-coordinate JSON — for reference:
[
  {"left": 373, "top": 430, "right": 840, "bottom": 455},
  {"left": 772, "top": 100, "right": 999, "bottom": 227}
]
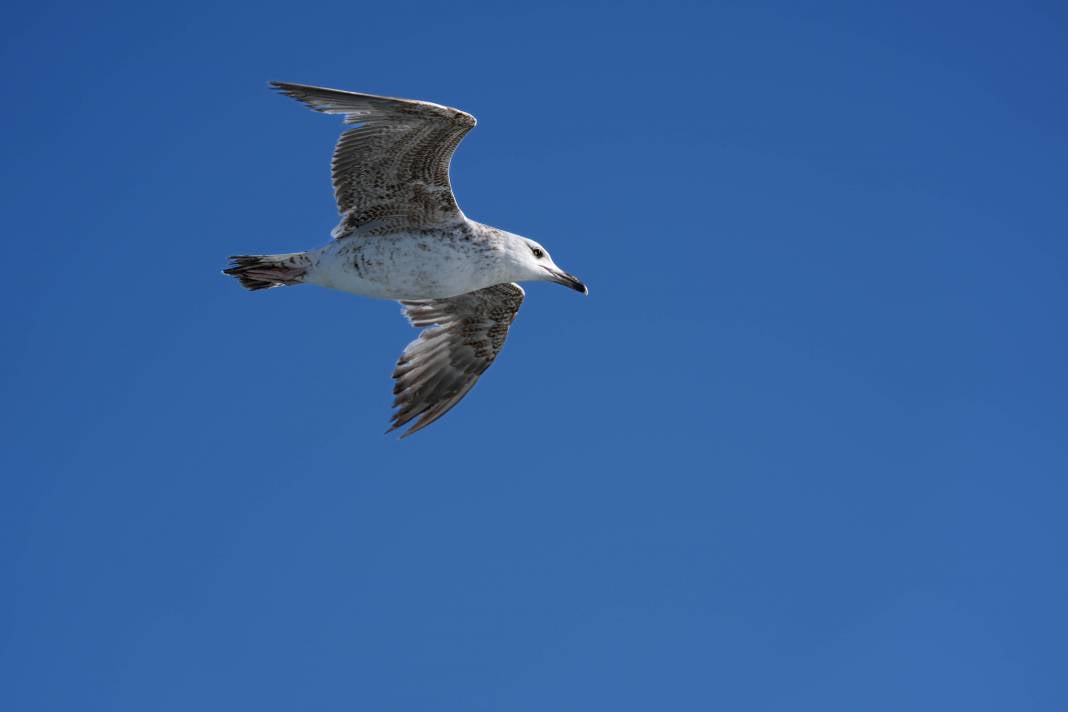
[{"left": 3, "top": 1, "right": 1067, "bottom": 709}]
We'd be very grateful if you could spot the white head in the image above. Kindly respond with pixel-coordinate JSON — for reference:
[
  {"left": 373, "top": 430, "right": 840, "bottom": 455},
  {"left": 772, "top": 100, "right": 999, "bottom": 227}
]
[{"left": 503, "top": 234, "right": 588, "bottom": 295}]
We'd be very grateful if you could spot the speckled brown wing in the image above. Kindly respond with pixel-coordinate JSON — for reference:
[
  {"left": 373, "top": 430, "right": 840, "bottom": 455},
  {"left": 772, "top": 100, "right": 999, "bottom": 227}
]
[
  {"left": 271, "top": 81, "right": 476, "bottom": 235},
  {"left": 389, "top": 283, "right": 525, "bottom": 438}
]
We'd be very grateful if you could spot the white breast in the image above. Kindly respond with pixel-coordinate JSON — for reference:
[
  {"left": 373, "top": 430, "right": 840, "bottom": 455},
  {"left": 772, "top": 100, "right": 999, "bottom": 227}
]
[{"left": 303, "top": 232, "right": 504, "bottom": 300}]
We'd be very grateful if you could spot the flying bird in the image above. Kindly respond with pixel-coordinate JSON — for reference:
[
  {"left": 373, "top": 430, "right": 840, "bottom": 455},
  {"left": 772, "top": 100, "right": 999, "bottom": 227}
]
[{"left": 224, "top": 82, "right": 587, "bottom": 437}]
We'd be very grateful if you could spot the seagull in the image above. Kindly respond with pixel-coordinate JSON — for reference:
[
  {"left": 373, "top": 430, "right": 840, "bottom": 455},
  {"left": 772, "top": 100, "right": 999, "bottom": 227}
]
[{"left": 224, "top": 82, "right": 587, "bottom": 437}]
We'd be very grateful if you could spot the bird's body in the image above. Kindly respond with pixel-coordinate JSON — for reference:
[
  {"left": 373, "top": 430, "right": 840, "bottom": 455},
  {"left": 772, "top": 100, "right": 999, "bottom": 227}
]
[
  {"left": 224, "top": 81, "right": 586, "bottom": 437},
  {"left": 303, "top": 221, "right": 518, "bottom": 300}
]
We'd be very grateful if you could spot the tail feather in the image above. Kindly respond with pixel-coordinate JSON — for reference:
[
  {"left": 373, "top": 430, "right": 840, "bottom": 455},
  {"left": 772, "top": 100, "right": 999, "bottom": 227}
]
[{"left": 224, "top": 253, "right": 309, "bottom": 291}]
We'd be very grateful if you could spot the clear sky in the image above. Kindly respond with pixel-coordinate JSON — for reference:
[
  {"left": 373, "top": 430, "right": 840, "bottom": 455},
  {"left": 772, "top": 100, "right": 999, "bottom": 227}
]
[{"left": 3, "top": 1, "right": 1066, "bottom": 709}]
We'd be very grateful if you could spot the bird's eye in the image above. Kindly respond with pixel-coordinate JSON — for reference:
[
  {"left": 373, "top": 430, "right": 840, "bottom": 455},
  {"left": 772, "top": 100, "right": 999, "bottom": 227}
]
[{"left": 531, "top": 247, "right": 544, "bottom": 259}]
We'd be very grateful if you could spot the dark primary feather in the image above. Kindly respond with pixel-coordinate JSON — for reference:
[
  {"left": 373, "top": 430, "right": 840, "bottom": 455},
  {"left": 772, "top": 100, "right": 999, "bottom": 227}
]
[
  {"left": 270, "top": 81, "right": 477, "bottom": 235},
  {"left": 389, "top": 283, "right": 525, "bottom": 438}
]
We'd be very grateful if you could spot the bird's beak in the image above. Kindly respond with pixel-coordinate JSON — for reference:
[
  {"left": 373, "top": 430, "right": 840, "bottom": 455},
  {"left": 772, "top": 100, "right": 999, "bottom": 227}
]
[{"left": 544, "top": 267, "right": 588, "bottom": 295}]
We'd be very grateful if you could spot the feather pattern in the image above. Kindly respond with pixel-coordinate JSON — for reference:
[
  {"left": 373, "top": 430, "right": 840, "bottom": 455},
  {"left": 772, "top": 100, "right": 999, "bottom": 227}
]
[
  {"left": 270, "top": 81, "right": 476, "bottom": 236},
  {"left": 389, "top": 283, "right": 525, "bottom": 437}
]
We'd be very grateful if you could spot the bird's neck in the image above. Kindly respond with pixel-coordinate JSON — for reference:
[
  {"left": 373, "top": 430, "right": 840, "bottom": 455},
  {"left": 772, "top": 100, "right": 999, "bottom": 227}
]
[{"left": 468, "top": 221, "right": 532, "bottom": 283}]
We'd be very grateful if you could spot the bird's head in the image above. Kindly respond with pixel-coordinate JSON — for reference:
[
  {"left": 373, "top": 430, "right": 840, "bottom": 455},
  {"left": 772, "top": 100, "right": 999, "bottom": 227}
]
[{"left": 509, "top": 237, "right": 588, "bottom": 295}]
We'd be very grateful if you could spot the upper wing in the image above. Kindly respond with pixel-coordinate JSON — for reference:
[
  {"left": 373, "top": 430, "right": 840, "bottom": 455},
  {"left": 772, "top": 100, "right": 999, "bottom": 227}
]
[
  {"left": 271, "top": 81, "right": 477, "bottom": 235},
  {"left": 389, "top": 283, "right": 525, "bottom": 438}
]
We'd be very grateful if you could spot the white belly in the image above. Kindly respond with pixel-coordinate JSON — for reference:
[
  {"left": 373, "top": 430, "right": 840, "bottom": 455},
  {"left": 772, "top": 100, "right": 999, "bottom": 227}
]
[{"left": 303, "top": 232, "right": 502, "bottom": 300}]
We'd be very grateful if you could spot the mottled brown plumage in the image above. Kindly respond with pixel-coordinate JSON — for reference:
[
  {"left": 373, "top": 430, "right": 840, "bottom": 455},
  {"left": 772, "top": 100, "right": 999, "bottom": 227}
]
[
  {"left": 389, "top": 283, "right": 525, "bottom": 437},
  {"left": 270, "top": 81, "right": 476, "bottom": 236}
]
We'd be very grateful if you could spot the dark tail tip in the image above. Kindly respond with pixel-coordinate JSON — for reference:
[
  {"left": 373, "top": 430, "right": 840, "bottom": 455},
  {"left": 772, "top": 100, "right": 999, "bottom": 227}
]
[{"left": 223, "top": 255, "right": 281, "bottom": 291}]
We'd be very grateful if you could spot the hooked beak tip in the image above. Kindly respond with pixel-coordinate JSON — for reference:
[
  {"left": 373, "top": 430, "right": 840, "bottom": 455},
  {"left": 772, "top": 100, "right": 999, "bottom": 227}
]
[{"left": 546, "top": 267, "right": 588, "bottom": 295}]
